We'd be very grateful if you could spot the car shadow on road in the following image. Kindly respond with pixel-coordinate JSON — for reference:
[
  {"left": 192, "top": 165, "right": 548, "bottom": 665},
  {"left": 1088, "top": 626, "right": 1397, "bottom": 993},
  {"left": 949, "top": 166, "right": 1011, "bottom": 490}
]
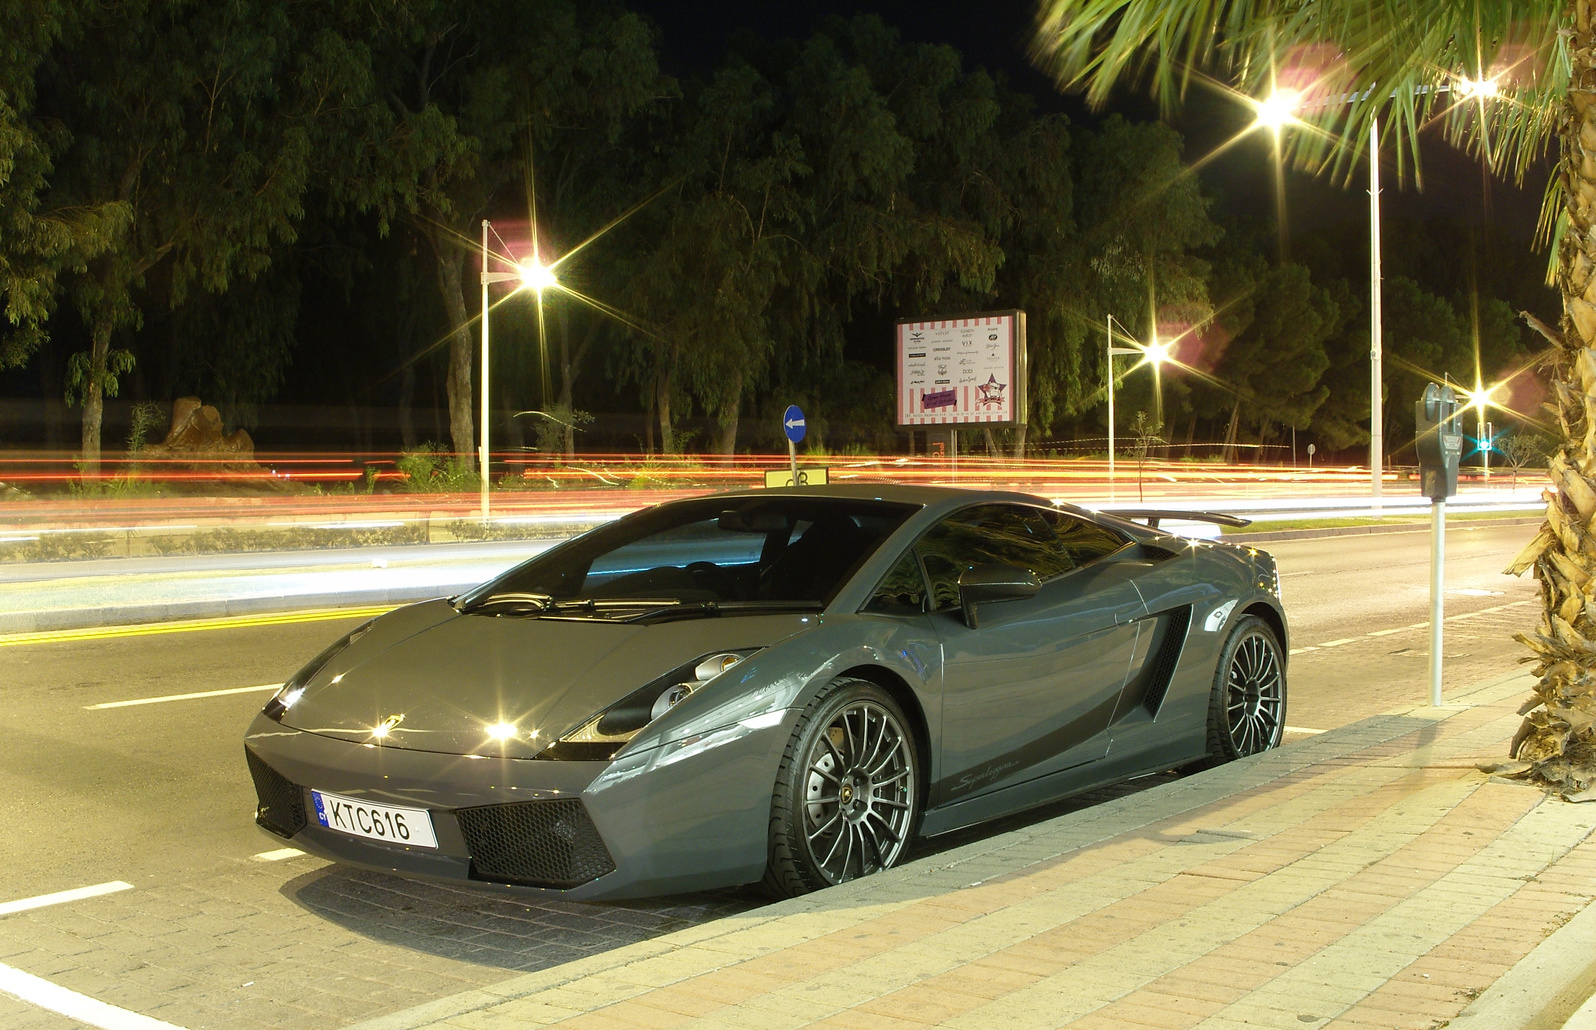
[
  {"left": 278, "top": 769, "right": 1184, "bottom": 971},
  {"left": 280, "top": 866, "right": 768, "bottom": 971}
]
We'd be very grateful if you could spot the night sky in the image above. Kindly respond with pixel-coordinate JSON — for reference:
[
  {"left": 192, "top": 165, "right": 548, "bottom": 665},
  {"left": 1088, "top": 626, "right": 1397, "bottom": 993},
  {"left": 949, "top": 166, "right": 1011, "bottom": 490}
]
[{"left": 632, "top": 0, "right": 1552, "bottom": 314}]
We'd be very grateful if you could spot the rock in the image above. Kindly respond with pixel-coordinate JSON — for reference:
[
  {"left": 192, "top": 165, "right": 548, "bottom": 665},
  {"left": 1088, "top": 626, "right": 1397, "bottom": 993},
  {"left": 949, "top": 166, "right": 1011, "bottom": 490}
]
[{"left": 141, "top": 397, "right": 256, "bottom": 465}]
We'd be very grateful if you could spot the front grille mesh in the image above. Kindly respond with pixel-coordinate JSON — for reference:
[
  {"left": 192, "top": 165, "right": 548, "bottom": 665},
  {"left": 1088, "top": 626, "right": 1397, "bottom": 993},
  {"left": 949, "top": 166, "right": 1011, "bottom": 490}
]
[
  {"left": 246, "top": 748, "right": 306, "bottom": 837},
  {"left": 456, "top": 799, "right": 615, "bottom": 888}
]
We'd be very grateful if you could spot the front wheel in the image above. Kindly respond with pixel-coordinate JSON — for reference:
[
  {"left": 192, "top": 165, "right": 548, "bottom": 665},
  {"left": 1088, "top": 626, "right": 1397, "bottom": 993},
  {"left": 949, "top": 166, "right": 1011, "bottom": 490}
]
[
  {"left": 764, "top": 679, "right": 920, "bottom": 897},
  {"left": 1205, "top": 615, "right": 1286, "bottom": 762}
]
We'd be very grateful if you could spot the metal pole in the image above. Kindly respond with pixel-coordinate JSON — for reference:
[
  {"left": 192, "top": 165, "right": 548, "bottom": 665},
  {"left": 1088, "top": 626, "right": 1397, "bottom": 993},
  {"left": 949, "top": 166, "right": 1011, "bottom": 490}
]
[
  {"left": 1483, "top": 420, "right": 1492, "bottom": 482},
  {"left": 1107, "top": 315, "right": 1115, "bottom": 501},
  {"left": 788, "top": 437, "right": 797, "bottom": 485},
  {"left": 1430, "top": 497, "right": 1445, "bottom": 706},
  {"left": 480, "top": 219, "right": 491, "bottom": 522},
  {"left": 1370, "top": 116, "right": 1384, "bottom": 509},
  {"left": 950, "top": 428, "right": 958, "bottom": 482}
]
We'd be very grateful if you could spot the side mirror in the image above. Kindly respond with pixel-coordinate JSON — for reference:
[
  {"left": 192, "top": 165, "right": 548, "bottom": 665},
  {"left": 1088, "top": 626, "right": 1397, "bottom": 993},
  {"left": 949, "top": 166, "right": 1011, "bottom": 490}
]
[{"left": 958, "top": 563, "right": 1041, "bottom": 628}]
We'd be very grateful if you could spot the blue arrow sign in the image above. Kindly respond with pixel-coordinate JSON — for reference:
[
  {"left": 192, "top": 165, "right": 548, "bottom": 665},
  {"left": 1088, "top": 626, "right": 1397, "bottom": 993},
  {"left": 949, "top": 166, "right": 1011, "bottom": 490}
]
[{"left": 783, "top": 404, "right": 806, "bottom": 444}]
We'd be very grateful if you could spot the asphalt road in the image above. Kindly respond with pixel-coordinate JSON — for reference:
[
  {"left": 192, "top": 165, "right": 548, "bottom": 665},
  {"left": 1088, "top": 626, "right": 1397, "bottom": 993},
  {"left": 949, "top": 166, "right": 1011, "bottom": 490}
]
[{"left": 0, "top": 521, "right": 1543, "bottom": 1030}]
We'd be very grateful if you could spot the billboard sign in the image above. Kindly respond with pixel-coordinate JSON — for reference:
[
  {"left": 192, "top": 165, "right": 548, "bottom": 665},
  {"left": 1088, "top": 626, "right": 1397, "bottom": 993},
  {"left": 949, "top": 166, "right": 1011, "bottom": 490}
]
[{"left": 896, "top": 311, "right": 1026, "bottom": 427}]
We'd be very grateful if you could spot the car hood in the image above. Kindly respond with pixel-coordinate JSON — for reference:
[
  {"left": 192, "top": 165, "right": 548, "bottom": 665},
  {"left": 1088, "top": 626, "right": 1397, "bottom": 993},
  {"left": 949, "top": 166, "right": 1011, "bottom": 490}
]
[{"left": 280, "top": 601, "right": 810, "bottom": 758}]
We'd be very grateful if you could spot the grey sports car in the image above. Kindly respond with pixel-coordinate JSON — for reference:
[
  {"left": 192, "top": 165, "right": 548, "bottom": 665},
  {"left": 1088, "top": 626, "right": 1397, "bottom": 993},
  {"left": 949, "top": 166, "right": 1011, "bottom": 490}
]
[{"left": 244, "top": 485, "right": 1287, "bottom": 899}]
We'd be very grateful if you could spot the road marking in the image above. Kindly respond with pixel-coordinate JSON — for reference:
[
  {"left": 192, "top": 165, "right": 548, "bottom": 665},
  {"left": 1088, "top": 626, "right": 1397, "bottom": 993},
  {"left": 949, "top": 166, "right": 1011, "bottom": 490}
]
[
  {"left": 1368, "top": 627, "right": 1406, "bottom": 637},
  {"left": 1284, "top": 726, "right": 1326, "bottom": 735},
  {"left": 253, "top": 848, "right": 305, "bottom": 862},
  {"left": 0, "top": 959, "right": 188, "bottom": 1030},
  {"left": 1317, "top": 638, "right": 1357, "bottom": 647},
  {"left": 0, "top": 881, "right": 132, "bottom": 917},
  {"left": 85, "top": 684, "right": 281, "bottom": 710},
  {"left": 1289, "top": 647, "right": 1318, "bottom": 656},
  {"left": 0, "top": 604, "right": 396, "bottom": 648}
]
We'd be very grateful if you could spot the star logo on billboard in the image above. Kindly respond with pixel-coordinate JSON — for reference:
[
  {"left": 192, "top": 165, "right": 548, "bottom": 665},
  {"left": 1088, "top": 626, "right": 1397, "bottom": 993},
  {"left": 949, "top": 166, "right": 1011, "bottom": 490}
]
[{"left": 977, "top": 374, "right": 1006, "bottom": 408}]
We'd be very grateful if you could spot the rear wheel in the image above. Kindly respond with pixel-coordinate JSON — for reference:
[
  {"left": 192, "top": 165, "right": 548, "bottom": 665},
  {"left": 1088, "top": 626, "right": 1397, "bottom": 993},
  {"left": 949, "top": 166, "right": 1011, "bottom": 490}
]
[
  {"left": 1205, "top": 615, "right": 1286, "bottom": 762},
  {"left": 764, "top": 679, "right": 920, "bottom": 897}
]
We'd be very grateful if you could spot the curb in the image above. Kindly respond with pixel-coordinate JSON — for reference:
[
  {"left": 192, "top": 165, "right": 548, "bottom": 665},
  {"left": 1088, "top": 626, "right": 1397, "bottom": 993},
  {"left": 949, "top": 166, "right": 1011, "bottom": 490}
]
[
  {"left": 1447, "top": 883, "right": 1596, "bottom": 1030},
  {"left": 0, "top": 584, "right": 464, "bottom": 636}
]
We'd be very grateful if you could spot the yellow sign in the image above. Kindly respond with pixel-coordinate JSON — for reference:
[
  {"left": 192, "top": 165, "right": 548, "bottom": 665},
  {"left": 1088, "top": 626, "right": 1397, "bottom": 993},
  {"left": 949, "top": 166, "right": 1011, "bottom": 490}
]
[{"left": 764, "top": 467, "right": 830, "bottom": 488}]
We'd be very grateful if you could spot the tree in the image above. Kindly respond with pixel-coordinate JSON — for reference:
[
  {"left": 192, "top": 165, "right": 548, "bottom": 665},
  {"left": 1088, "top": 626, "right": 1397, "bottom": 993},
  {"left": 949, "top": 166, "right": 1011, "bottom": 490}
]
[
  {"left": 339, "top": 0, "right": 663, "bottom": 471},
  {"left": 31, "top": 0, "right": 337, "bottom": 474},
  {"left": 0, "top": 1, "right": 125, "bottom": 379},
  {"left": 1031, "top": 1, "right": 1592, "bottom": 791},
  {"left": 1198, "top": 255, "right": 1339, "bottom": 459}
]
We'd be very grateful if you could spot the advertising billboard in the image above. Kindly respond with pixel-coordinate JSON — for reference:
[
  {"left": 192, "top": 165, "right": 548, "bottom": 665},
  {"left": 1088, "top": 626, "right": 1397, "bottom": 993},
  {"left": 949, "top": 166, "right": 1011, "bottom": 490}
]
[{"left": 895, "top": 311, "right": 1026, "bottom": 428}]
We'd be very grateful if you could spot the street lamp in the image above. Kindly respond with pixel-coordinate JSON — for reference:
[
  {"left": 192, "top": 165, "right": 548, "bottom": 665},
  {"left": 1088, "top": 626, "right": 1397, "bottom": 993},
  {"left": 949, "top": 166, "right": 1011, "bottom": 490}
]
[
  {"left": 1464, "top": 383, "right": 1497, "bottom": 481},
  {"left": 1255, "top": 87, "right": 1385, "bottom": 506},
  {"left": 1106, "top": 315, "right": 1171, "bottom": 500},
  {"left": 1257, "top": 74, "right": 1500, "bottom": 507},
  {"left": 479, "top": 219, "right": 559, "bottom": 521}
]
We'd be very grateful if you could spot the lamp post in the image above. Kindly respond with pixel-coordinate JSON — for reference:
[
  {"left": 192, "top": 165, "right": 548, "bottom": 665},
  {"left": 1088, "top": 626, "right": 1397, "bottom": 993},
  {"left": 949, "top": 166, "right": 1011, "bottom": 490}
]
[
  {"left": 479, "top": 219, "right": 558, "bottom": 521},
  {"left": 1255, "top": 91, "right": 1383, "bottom": 505},
  {"left": 1105, "top": 314, "right": 1141, "bottom": 501},
  {"left": 1260, "top": 76, "right": 1498, "bottom": 508}
]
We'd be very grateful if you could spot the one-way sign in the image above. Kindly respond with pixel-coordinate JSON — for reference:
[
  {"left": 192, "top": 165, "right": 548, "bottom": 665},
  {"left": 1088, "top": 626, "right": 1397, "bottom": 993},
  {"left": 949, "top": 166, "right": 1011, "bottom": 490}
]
[{"left": 783, "top": 405, "right": 806, "bottom": 444}]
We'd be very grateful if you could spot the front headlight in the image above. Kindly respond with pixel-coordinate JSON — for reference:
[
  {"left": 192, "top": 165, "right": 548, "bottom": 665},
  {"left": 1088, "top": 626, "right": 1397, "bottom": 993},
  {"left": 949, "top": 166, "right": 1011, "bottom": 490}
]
[
  {"left": 538, "top": 650, "right": 760, "bottom": 761},
  {"left": 262, "top": 621, "right": 374, "bottom": 721}
]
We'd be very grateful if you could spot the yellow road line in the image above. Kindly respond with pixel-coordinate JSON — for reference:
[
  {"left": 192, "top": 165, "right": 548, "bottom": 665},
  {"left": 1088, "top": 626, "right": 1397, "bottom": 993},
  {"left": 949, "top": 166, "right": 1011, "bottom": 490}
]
[{"left": 0, "top": 604, "right": 396, "bottom": 648}]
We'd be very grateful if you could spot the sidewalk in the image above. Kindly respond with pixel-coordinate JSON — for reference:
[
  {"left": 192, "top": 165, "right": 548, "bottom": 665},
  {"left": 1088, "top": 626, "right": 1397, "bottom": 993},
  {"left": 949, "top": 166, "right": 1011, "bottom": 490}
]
[{"left": 346, "top": 671, "right": 1596, "bottom": 1030}]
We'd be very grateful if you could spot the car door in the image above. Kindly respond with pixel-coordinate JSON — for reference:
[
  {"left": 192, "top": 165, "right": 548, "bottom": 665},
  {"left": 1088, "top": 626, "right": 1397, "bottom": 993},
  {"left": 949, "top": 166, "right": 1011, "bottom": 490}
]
[{"left": 922, "top": 504, "right": 1146, "bottom": 808}]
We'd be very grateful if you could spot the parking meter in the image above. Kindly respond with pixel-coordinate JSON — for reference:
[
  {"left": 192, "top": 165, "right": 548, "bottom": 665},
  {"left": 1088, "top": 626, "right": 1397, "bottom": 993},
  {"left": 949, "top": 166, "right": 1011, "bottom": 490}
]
[{"left": 1415, "top": 383, "right": 1463, "bottom": 501}]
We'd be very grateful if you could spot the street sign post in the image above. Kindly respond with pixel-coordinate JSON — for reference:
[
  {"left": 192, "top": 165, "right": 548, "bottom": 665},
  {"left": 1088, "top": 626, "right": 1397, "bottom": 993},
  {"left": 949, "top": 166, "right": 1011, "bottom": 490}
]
[
  {"left": 1415, "top": 383, "right": 1464, "bottom": 706},
  {"left": 783, "top": 405, "right": 806, "bottom": 485}
]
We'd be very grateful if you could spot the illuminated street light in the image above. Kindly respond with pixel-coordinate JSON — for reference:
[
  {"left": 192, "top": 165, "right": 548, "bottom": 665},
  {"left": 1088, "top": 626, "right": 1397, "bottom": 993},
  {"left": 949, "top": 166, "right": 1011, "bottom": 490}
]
[
  {"left": 519, "top": 260, "right": 559, "bottom": 295},
  {"left": 1253, "top": 89, "right": 1301, "bottom": 133},
  {"left": 480, "top": 220, "right": 561, "bottom": 521},
  {"left": 1464, "top": 383, "right": 1498, "bottom": 480},
  {"left": 1457, "top": 76, "right": 1500, "bottom": 100},
  {"left": 1105, "top": 316, "right": 1170, "bottom": 500}
]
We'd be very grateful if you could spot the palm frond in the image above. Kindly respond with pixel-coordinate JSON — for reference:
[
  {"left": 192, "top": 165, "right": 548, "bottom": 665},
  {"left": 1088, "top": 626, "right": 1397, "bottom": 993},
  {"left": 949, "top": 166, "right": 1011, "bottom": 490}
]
[{"left": 1032, "top": 0, "right": 1568, "bottom": 189}]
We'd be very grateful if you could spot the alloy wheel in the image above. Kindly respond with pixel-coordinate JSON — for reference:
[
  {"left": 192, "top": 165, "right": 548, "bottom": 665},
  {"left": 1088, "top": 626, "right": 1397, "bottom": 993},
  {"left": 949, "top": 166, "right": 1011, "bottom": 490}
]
[
  {"left": 800, "top": 700, "right": 915, "bottom": 883},
  {"left": 1225, "top": 629, "right": 1284, "bottom": 756}
]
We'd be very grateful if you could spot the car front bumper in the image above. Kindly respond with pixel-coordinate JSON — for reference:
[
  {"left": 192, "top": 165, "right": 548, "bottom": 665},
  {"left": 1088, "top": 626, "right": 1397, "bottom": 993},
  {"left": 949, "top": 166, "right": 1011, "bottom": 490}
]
[{"left": 243, "top": 708, "right": 799, "bottom": 900}]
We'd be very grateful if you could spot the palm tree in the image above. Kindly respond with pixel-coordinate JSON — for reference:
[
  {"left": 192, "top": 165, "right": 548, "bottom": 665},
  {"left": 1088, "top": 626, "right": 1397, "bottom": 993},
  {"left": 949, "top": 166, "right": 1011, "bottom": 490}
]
[{"left": 1030, "top": 1, "right": 1591, "bottom": 793}]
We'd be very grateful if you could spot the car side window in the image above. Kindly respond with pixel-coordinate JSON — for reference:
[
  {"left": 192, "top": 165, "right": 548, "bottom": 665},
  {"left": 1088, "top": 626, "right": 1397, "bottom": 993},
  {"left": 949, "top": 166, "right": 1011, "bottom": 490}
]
[
  {"left": 917, "top": 504, "right": 1074, "bottom": 611},
  {"left": 865, "top": 549, "right": 928, "bottom": 614},
  {"left": 1041, "top": 509, "right": 1128, "bottom": 567}
]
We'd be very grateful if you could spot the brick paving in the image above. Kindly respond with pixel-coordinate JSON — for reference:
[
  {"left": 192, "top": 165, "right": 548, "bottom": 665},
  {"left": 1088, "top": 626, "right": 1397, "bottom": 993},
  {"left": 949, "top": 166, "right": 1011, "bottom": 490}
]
[{"left": 344, "top": 672, "right": 1596, "bottom": 1030}]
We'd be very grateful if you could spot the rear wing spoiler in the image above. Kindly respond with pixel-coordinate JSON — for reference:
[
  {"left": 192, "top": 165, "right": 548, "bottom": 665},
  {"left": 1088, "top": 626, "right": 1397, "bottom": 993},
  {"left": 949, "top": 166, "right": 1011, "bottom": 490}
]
[{"left": 1100, "top": 509, "right": 1253, "bottom": 530}]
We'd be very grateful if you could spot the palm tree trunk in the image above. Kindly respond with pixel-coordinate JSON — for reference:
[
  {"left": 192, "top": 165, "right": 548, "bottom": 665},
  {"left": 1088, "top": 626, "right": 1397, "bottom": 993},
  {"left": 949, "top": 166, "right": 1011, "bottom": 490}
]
[{"left": 1507, "top": 0, "right": 1596, "bottom": 794}]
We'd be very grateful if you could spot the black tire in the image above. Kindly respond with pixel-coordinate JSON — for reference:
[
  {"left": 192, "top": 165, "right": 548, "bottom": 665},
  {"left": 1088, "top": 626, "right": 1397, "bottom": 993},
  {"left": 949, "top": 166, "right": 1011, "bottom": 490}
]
[
  {"left": 1204, "top": 615, "right": 1287, "bottom": 763},
  {"left": 763, "top": 678, "right": 920, "bottom": 897}
]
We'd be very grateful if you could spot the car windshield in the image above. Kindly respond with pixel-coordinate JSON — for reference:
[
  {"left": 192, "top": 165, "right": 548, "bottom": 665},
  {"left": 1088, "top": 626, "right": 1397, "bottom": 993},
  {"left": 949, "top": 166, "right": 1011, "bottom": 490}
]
[{"left": 457, "top": 496, "right": 919, "bottom": 615}]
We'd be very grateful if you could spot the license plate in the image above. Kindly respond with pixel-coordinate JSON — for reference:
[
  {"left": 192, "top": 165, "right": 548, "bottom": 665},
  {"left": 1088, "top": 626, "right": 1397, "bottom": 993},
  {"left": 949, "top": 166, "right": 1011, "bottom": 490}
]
[{"left": 310, "top": 790, "right": 438, "bottom": 849}]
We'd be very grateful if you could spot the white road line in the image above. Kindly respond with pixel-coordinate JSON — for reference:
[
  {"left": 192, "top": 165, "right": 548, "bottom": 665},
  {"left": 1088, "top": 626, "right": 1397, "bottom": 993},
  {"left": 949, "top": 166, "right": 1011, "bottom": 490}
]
[
  {"left": 0, "top": 959, "right": 188, "bottom": 1030},
  {"left": 0, "top": 881, "right": 132, "bottom": 917},
  {"left": 253, "top": 848, "right": 305, "bottom": 862},
  {"left": 1289, "top": 647, "right": 1319, "bottom": 656},
  {"left": 1317, "top": 638, "right": 1357, "bottom": 648},
  {"left": 84, "top": 683, "right": 281, "bottom": 710},
  {"left": 1284, "top": 726, "right": 1326, "bottom": 735},
  {"left": 1368, "top": 628, "right": 1406, "bottom": 637}
]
